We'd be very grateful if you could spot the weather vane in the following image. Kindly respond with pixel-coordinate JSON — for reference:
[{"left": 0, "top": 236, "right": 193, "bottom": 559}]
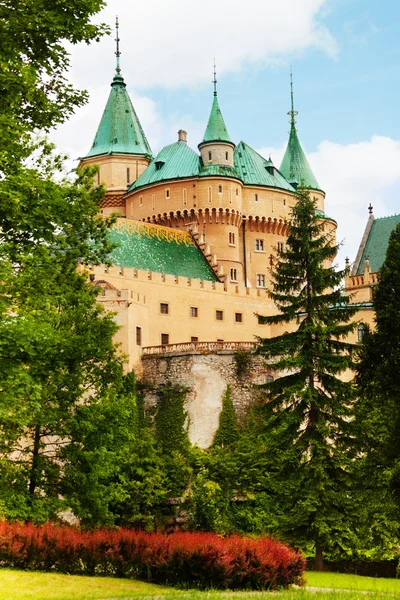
[
  {"left": 213, "top": 59, "right": 217, "bottom": 96},
  {"left": 288, "top": 67, "right": 298, "bottom": 126}
]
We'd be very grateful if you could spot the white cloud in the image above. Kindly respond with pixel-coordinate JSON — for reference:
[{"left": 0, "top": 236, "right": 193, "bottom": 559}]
[
  {"left": 309, "top": 136, "right": 400, "bottom": 266},
  {"left": 259, "top": 136, "right": 400, "bottom": 269},
  {"left": 67, "top": 0, "right": 337, "bottom": 90}
]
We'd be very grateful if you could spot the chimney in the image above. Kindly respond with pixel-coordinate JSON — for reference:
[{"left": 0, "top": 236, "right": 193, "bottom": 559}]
[{"left": 178, "top": 129, "right": 187, "bottom": 143}]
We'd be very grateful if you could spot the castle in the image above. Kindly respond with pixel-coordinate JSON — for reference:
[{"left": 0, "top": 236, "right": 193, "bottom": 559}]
[{"left": 79, "top": 27, "right": 394, "bottom": 447}]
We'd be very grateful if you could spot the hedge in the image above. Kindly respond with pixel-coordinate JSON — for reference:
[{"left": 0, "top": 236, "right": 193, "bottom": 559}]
[{"left": 0, "top": 522, "right": 305, "bottom": 590}]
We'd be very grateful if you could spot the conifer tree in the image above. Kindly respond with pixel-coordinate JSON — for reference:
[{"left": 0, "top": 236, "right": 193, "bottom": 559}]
[
  {"left": 356, "top": 223, "right": 400, "bottom": 514},
  {"left": 258, "top": 190, "right": 357, "bottom": 569},
  {"left": 213, "top": 385, "right": 238, "bottom": 448}
]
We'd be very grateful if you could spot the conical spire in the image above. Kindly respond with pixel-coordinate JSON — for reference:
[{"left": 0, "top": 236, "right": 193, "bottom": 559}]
[
  {"left": 199, "top": 62, "right": 233, "bottom": 147},
  {"left": 280, "top": 72, "right": 320, "bottom": 190},
  {"left": 85, "top": 17, "right": 152, "bottom": 159}
]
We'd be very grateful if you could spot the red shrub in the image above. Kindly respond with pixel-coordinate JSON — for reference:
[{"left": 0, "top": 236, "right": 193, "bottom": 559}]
[{"left": 0, "top": 522, "right": 305, "bottom": 590}]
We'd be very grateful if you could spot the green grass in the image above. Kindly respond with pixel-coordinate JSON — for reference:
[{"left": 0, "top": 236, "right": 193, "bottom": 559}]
[{"left": 1, "top": 569, "right": 400, "bottom": 600}]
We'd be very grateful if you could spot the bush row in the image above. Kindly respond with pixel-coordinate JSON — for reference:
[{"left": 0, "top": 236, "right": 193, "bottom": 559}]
[{"left": 0, "top": 522, "right": 305, "bottom": 590}]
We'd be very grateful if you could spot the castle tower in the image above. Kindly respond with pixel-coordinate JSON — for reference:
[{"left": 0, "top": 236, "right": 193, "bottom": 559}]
[
  {"left": 280, "top": 73, "right": 324, "bottom": 209},
  {"left": 198, "top": 63, "right": 235, "bottom": 168},
  {"left": 79, "top": 17, "right": 152, "bottom": 216}
]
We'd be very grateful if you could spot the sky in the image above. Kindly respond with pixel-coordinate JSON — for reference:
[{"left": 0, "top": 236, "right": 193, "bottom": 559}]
[{"left": 51, "top": 0, "right": 400, "bottom": 267}]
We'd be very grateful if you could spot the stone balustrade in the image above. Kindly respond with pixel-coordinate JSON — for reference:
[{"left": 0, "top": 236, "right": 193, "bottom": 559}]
[{"left": 142, "top": 340, "right": 257, "bottom": 357}]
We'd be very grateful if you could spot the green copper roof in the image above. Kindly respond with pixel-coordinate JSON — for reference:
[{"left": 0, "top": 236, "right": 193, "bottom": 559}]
[
  {"left": 129, "top": 141, "right": 200, "bottom": 191},
  {"left": 280, "top": 124, "right": 321, "bottom": 191},
  {"left": 85, "top": 74, "right": 152, "bottom": 158},
  {"left": 234, "top": 142, "right": 295, "bottom": 192},
  {"left": 199, "top": 164, "right": 239, "bottom": 179},
  {"left": 315, "top": 209, "right": 336, "bottom": 222},
  {"left": 109, "top": 220, "right": 218, "bottom": 281},
  {"left": 357, "top": 214, "right": 400, "bottom": 275},
  {"left": 200, "top": 94, "right": 233, "bottom": 146}
]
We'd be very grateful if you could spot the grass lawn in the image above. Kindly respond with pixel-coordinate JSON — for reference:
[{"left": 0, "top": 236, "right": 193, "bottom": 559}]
[{"left": 1, "top": 569, "right": 400, "bottom": 600}]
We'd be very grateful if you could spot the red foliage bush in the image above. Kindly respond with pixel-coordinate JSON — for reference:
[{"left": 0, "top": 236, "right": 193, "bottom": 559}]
[{"left": 0, "top": 522, "right": 305, "bottom": 590}]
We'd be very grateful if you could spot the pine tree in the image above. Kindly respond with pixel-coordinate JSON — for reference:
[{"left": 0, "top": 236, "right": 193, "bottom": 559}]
[
  {"left": 258, "top": 190, "right": 357, "bottom": 569},
  {"left": 356, "top": 223, "right": 400, "bottom": 516},
  {"left": 213, "top": 385, "right": 238, "bottom": 448}
]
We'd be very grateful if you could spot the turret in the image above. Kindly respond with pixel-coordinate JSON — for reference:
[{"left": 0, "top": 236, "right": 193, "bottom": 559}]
[
  {"left": 198, "top": 63, "right": 235, "bottom": 168},
  {"left": 79, "top": 17, "right": 152, "bottom": 216},
  {"left": 280, "top": 73, "right": 321, "bottom": 193}
]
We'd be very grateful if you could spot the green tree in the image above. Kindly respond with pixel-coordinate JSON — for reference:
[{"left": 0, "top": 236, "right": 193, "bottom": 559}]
[
  {"left": 62, "top": 373, "right": 167, "bottom": 529},
  {"left": 213, "top": 385, "right": 238, "bottom": 447},
  {"left": 257, "top": 190, "right": 357, "bottom": 568},
  {"left": 355, "top": 224, "right": 400, "bottom": 548},
  {"left": 0, "top": 253, "right": 124, "bottom": 522}
]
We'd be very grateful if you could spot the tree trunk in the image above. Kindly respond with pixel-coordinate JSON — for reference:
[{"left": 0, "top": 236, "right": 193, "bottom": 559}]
[
  {"left": 29, "top": 423, "right": 41, "bottom": 496},
  {"left": 315, "top": 542, "right": 324, "bottom": 571}
]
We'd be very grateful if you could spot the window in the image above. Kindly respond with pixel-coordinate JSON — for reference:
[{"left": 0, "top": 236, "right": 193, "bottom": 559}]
[
  {"left": 127, "top": 168, "right": 130, "bottom": 184},
  {"left": 165, "top": 188, "right": 170, "bottom": 199},
  {"left": 208, "top": 187, "right": 212, "bottom": 203},
  {"left": 254, "top": 193, "right": 258, "bottom": 202},
  {"left": 191, "top": 336, "right": 199, "bottom": 342},
  {"left": 183, "top": 188, "right": 187, "bottom": 206},
  {"left": 136, "top": 326, "right": 141, "bottom": 346},
  {"left": 218, "top": 185, "right": 222, "bottom": 194},
  {"left": 256, "top": 274, "right": 266, "bottom": 288},
  {"left": 160, "top": 303, "right": 169, "bottom": 314},
  {"left": 216, "top": 310, "right": 224, "bottom": 321},
  {"left": 139, "top": 195, "right": 143, "bottom": 206},
  {"left": 230, "top": 268, "right": 237, "bottom": 282},
  {"left": 235, "top": 312, "right": 243, "bottom": 323},
  {"left": 260, "top": 372, "right": 274, "bottom": 384},
  {"left": 208, "top": 151, "right": 212, "bottom": 160},
  {"left": 255, "top": 239, "right": 264, "bottom": 252},
  {"left": 161, "top": 333, "right": 169, "bottom": 345},
  {"left": 229, "top": 232, "right": 235, "bottom": 245},
  {"left": 97, "top": 170, "right": 100, "bottom": 185},
  {"left": 277, "top": 242, "right": 284, "bottom": 252},
  {"left": 257, "top": 314, "right": 266, "bottom": 325},
  {"left": 190, "top": 306, "right": 198, "bottom": 318},
  {"left": 236, "top": 188, "right": 239, "bottom": 196},
  {"left": 357, "top": 323, "right": 366, "bottom": 342},
  {"left": 229, "top": 189, "right": 232, "bottom": 204},
  {"left": 152, "top": 194, "right": 155, "bottom": 210},
  {"left": 283, "top": 198, "right": 286, "bottom": 206},
  {"left": 225, "top": 151, "right": 229, "bottom": 160}
]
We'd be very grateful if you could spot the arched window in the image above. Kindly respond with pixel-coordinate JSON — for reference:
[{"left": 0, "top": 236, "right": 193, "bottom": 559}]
[
  {"left": 259, "top": 371, "right": 274, "bottom": 384},
  {"left": 357, "top": 322, "right": 367, "bottom": 342}
]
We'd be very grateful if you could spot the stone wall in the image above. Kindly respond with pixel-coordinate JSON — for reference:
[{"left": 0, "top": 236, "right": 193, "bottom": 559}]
[{"left": 141, "top": 351, "right": 271, "bottom": 448}]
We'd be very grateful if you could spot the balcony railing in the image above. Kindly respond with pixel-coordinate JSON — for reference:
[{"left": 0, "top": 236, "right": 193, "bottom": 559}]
[{"left": 142, "top": 340, "right": 257, "bottom": 356}]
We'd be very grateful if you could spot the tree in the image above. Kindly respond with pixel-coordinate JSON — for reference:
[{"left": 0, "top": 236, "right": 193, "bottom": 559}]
[
  {"left": 0, "top": 251, "right": 124, "bottom": 522},
  {"left": 0, "top": 0, "right": 110, "bottom": 259},
  {"left": 257, "top": 190, "right": 357, "bottom": 569},
  {"left": 355, "top": 224, "right": 400, "bottom": 540},
  {"left": 213, "top": 385, "right": 238, "bottom": 448}
]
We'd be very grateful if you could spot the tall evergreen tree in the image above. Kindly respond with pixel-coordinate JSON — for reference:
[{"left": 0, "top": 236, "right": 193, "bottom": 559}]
[
  {"left": 258, "top": 190, "right": 357, "bottom": 568},
  {"left": 356, "top": 223, "right": 400, "bottom": 517}
]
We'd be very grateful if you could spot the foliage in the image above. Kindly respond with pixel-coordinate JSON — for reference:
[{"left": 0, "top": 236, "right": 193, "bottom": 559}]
[
  {"left": 0, "top": 254, "right": 124, "bottom": 522},
  {"left": 354, "top": 223, "right": 400, "bottom": 548},
  {"left": 0, "top": 522, "right": 306, "bottom": 590},
  {"left": 213, "top": 385, "right": 238, "bottom": 447},
  {"left": 234, "top": 350, "right": 252, "bottom": 378},
  {"left": 257, "top": 190, "right": 357, "bottom": 567},
  {"left": 188, "top": 467, "right": 227, "bottom": 532},
  {"left": 154, "top": 383, "right": 191, "bottom": 497}
]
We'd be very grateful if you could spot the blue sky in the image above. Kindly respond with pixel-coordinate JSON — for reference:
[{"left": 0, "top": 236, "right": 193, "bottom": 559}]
[{"left": 52, "top": 0, "right": 400, "bottom": 266}]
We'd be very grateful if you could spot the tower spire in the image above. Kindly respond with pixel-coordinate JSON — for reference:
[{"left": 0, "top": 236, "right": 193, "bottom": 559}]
[
  {"left": 288, "top": 68, "right": 298, "bottom": 127},
  {"left": 115, "top": 15, "right": 121, "bottom": 74},
  {"left": 213, "top": 59, "right": 217, "bottom": 96}
]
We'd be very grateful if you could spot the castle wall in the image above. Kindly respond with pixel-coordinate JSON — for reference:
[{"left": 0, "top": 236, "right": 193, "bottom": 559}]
[
  {"left": 89, "top": 264, "right": 277, "bottom": 374},
  {"left": 142, "top": 352, "right": 270, "bottom": 448}
]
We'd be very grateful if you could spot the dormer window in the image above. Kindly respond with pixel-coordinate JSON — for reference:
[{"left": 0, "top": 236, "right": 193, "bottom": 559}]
[
  {"left": 155, "top": 160, "right": 165, "bottom": 171},
  {"left": 266, "top": 165, "right": 275, "bottom": 176}
]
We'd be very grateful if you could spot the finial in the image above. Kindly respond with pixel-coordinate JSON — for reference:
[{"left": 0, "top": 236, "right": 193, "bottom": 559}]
[
  {"left": 213, "top": 59, "right": 217, "bottom": 96},
  {"left": 288, "top": 67, "right": 298, "bottom": 127},
  {"left": 115, "top": 15, "right": 121, "bottom": 74},
  {"left": 368, "top": 203, "right": 373, "bottom": 214}
]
